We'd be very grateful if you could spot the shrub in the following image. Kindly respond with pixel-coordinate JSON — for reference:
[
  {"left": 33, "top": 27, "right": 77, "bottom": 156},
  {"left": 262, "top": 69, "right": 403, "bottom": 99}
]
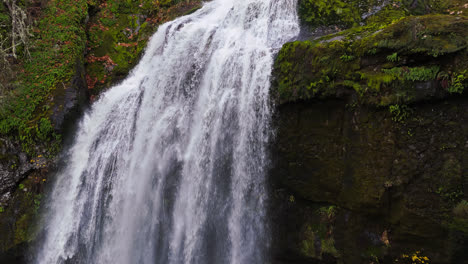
[
  {"left": 386, "top": 52, "right": 399, "bottom": 62},
  {"left": 298, "top": 0, "right": 365, "bottom": 28},
  {"left": 389, "top": 104, "right": 411, "bottom": 122},
  {"left": 448, "top": 71, "right": 466, "bottom": 94}
]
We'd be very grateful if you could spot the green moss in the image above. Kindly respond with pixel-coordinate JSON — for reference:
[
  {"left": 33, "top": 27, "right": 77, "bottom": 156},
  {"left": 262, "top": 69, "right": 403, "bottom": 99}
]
[
  {"left": 401, "top": 0, "right": 450, "bottom": 15},
  {"left": 0, "top": 0, "right": 204, "bottom": 154},
  {"left": 13, "top": 214, "right": 30, "bottom": 245},
  {"left": 300, "top": 225, "right": 317, "bottom": 258},
  {"left": 389, "top": 104, "right": 412, "bottom": 122},
  {"left": 448, "top": 70, "right": 467, "bottom": 94},
  {"left": 0, "top": 0, "right": 88, "bottom": 154},
  {"left": 383, "top": 66, "right": 440, "bottom": 82},
  {"left": 85, "top": 0, "right": 203, "bottom": 95},
  {"left": 0, "top": 175, "right": 46, "bottom": 251},
  {"left": 298, "top": 0, "right": 368, "bottom": 28},
  {"left": 297, "top": 0, "right": 455, "bottom": 30},
  {"left": 273, "top": 15, "right": 468, "bottom": 105},
  {"left": 321, "top": 238, "right": 340, "bottom": 258},
  {"left": 0, "top": 4, "right": 10, "bottom": 43}
]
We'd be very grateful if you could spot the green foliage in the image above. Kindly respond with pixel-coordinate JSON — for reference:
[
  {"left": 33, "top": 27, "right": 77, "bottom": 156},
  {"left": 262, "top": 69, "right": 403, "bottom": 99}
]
[
  {"left": 14, "top": 213, "right": 29, "bottom": 244},
  {"left": 0, "top": 0, "right": 88, "bottom": 154},
  {"left": 85, "top": 0, "right": 202, "bottom": 95},
  {"left": 273, "top": 12, "right": 468, "bottom": 105},
  {"left": 0, "top": 0, "right": 203, "bottom": 155},
  {"left": 342, "top": 80, "right": 363, "bottom": 95},
  {"left": 0, "top": 207, "right": 4, "bottom": 213},
  {"left": 448, "top": 71, "right": 466, "bottom": 94},
  {"left": 401, "top": 0, "right": 450, "bottom": 15},
  {"left": 383, "top": 66, "right": 440, "bottom": 81},
  {"left": 340, "top": 54, "right": 355, "bottom": 62},
  {"left": 435, "top": 186, "right": 463, "bottom": 203},
  {"left": 405, "top": 66, "right": 439, "bottom": 81},
  {"left": 33, "top": 194, "right": 42, "bottom": 213},
  {"left": 386, "top": 52, "right": 399, "bottom": 62},
  {"left": 321, "top": 238, "right": 340, "bottom": 257},
  {"left": 0, "top": 4, "right": 10, "bottom": 42},
  {"left": 366, "top": 3, "right": 407, "bottom": 25},
  {"left": 389, "top": 104, "right": 411, "bottom": 122},
  {"left": 18, "top": 183, "right": 25, "bottom": 190},
  {"left": 36, "top": 118, "right": 53, "bottom": 141},
  {"left": 318, "top": 205, "right": 338, "bottom": 221},
  {"left": 367, "top": 48, "right": 378, "bottom": 55},
  {"left": 298, "top": 0, "right": 378, "bottom": 28},
  {"left": 300, "top": 225, "right": 316, "bottom": 257}
]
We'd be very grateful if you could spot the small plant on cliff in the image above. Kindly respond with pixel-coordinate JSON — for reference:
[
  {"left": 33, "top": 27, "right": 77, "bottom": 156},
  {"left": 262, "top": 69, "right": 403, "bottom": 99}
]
[
  {"left": 435, "top": 187, "right": 463, "bottom": 203},
  {"left": 389, "top": 104, "right": 411, "bottom": 122},
  {"left": 386, "top": 52, "right": 399, "bottom": 62},
  {"left": 448, "top": 71, "right": 466, "bottom": 94},
  {"left": 404, "top": 66, "right": 439, "bottom": 81},
  {"left": 340, "top": 54, "right": 355, "bottom": 62},
  {"left": 33, "top": 194, "right": 41, "bottom": 213},
  {"left": 383, "top": 66, "right": 439, "bottom": 82},
  {"left": 321, "top": 238, "right": 340, "bottom": 258},
  {"left": 298, "top": 0, "right": 363, "bottom": 28},
  {"left": 318, "top": 205, "right": 338, "bottom": 222}
]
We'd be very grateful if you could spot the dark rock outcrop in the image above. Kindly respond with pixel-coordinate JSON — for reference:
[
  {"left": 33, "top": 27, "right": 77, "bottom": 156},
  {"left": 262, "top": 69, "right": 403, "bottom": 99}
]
[
  {"left": 50, "top": 57, "right": 89, "bottom": 132},
  {"left": 270, "top": 90, "right": 468, "bottom": 264},
  {"left": 0, "top": 139, "right": 32, "bottom": 205}
]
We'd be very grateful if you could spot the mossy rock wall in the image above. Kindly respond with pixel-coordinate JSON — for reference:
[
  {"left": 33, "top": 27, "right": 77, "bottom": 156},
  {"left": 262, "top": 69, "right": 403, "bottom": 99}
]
[
  {"left": 273, "top": 14, "right": 468, "bottom": 106},
  {"left": 270, "top": 97, "right": 468, "bottom": 264}
]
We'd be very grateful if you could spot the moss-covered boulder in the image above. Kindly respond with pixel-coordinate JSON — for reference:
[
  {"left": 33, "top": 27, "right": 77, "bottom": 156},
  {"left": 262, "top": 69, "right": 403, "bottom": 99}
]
[
  {"left": 273, "top": 14, "right": 468, "bottom": 106},
  {"left": 298, "top": 0, "right": 459, "bottom": 29}
]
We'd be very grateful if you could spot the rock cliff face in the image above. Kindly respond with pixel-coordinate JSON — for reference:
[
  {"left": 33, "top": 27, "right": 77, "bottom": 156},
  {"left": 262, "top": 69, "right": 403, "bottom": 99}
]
[
  {"left": 270, "top": 0, "right": 468, "bottom": 263},
  {"left": 271, "top": 99, "right": 468, "bottom": 263}
]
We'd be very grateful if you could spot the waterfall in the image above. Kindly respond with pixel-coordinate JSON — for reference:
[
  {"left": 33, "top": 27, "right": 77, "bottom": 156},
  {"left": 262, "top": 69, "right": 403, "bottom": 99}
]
[{"left": 34, "top": 0, "right": 299, "bottom": 263}]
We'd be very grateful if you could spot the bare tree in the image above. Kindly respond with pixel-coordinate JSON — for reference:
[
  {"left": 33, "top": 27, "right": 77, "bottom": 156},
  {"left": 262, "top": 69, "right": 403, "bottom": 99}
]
[
  {"left": 1, "top": 0, "right": 32, "bottom": 63},
  {"left": 0, "top": 0, "right": 32, "bottom": 101}
]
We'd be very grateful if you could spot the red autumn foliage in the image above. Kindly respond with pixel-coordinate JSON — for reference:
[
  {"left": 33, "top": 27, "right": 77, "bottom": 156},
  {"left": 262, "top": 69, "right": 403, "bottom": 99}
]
[{"left": 86, "top": 74, "right": 98, "bottom": 90}]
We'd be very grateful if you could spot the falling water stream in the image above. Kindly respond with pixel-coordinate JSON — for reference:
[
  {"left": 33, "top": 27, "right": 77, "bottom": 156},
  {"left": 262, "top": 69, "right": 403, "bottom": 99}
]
[{"left": 34, "top": 0, "right": 299, "bottom": 263}]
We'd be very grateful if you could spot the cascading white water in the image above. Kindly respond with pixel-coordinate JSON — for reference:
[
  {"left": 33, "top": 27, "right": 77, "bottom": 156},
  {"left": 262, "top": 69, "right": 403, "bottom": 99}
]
[{"left": 34, "top": 0, "right": 299, "bottom": 263}]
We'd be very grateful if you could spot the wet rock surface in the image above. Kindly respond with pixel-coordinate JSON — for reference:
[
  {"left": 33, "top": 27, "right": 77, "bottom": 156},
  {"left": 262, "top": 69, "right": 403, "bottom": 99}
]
[
  {"left": 270, "top": 97, "right": 468, "bottom": 263},
  {"left": 0, "top": 139, "right": 33, "bottom": 206}
]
